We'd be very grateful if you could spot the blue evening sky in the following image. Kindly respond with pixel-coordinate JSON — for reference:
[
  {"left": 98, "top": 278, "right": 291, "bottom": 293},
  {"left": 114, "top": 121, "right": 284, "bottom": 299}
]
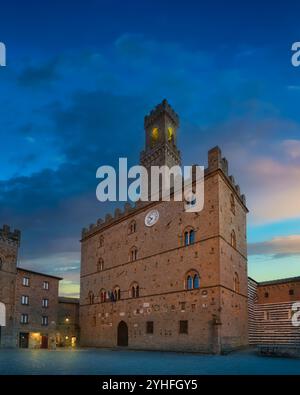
[{"left": 0, "top": 1, "right": 300, "bottom": 295}]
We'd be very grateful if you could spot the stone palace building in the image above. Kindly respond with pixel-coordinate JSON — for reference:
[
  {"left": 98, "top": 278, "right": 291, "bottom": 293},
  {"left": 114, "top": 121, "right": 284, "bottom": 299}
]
[{"left": 80, "top": 100, "right": 249, "bottom": 353}]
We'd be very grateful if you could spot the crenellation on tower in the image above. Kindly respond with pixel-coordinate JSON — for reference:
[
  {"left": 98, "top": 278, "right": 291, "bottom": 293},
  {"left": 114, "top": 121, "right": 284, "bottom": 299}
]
[
  {"left": 80, "top": 100, "right": 249, "bottom": 353},
  {"left": 0, "top": 224, "right": 21, "bottom": 247},
  {"left": 207, "top": 147, "right": 246, "bottom": 207},
  {"left": 144, "top": 99, "right": 179, "bottom": 129},
  {"left": 140, "top": 99, "right": 181, "bottom": 171}
]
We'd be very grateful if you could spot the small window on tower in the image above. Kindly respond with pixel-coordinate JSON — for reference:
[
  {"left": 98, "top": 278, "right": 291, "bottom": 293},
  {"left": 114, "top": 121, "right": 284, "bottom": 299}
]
[
  {"left": 167, "top": 126, "right": 173, "bottom": 142},
  {"left": 151, "top": 127, "right": 159, "bottom": 145},
  {"left": 289, "top": 289, "right": 294, "bottom": 296},
  {"left": 264, "top": 292, "right": 269, "bottom": 298}
]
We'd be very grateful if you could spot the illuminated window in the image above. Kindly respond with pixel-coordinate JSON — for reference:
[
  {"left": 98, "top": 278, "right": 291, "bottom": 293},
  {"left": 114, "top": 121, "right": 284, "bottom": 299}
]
[
  {"left": 151, "top": 127, "right": 159, "bottom": 144},
  {"left": 167, "top": 126, "right": 173, "bottom": 142}
]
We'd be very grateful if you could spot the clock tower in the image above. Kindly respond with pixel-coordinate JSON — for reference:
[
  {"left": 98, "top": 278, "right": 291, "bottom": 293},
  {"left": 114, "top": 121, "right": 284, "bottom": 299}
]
[{"left": 140, "top": 99, "right": 181, "bottom": 171}]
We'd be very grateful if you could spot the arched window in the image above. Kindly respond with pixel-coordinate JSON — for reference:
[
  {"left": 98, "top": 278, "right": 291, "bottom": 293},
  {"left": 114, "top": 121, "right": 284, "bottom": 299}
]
[
  {"left": 231, "top": 230, "right": 236, "bottom": 249},
  {"left": 114, "top": 286, "right": 121, "bottom": 301},
  {"left": 131, "top": 283, "right": 139, "bottom": 298},
  {"left": 99, "top": 235, "right": 104, "bottom": 248},
  {"left": 128, "top": 220, "right": 136, "bottom": 234},
  {"left": 234, "top": 272, "right": 240, "bottom": 293},
  {"left": 97, "top": 258, "right": 104, "bottom": 272},
  {"left": 88, "top": 291, "right": 94, "bottom": 305},
  {"left": 230, "top": 193, "right": 235, "bottom": 214},
  {"left": 184, "top": 228, "right": 195, "bottom": 246},
  {"left": 100, "top": 289, "right": 106, "bottom": 303},
  {"left": 187, "top": 275, "right": 193, "bottom": 290},
  {"left": 185, "top": 270, "right": 200, "bottom": 290},
  {"left": 184, "top": 232, "right": 189, "bottom": 246},
  {"left": 189, "top": 230, "right": 195, "bottom": 245},
  {"left": 129, "top": 246, "right": 138, "bottom": 262},
  {"left": 193, "top": 274, "right": 200, "bottom": 289}
]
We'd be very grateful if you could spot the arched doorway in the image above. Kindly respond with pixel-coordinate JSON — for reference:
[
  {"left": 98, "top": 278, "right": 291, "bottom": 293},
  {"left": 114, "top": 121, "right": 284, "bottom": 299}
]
[{"left": 117, "top": 321, "right": 128, "bottom": 346}]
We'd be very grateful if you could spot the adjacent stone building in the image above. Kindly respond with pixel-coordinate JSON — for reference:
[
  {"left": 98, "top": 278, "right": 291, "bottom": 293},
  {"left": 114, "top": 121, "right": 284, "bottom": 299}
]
[
  {"left": 80, "top": 100, "right": 249, "bottom": 353},
  {"left": 248, "top": 276, "right": 300, "bottom": 346},
  {"left": 57, "top": 297, "right": 80, "bottom": 347},
  {"left": 15, "top": 268, "right": 62, "bottom": 348},
  {"left": 0, "top": 225, "right": 20, "bottom": 347},
  {"left": 0, "top": 225, "right": 80, "bottom": 348}
]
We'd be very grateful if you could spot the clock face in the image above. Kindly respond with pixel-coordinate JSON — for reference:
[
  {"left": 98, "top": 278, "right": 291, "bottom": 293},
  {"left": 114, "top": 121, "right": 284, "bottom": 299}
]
[{"left": 145, "top": 209, "right": 159, "bottom": 227}]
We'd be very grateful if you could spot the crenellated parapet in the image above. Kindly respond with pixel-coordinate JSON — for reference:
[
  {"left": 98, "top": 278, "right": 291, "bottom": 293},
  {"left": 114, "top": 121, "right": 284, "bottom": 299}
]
[
  {"left": 82, "top": 145, "right": 247, "bottom": 239},
  {"left": 0, "top": 224, "right": 21, "bottom": 247},
  {"left": 81, "top": 200, "right": 151, "bottom": 239},
  {"left": 207, "top": 146, "right": 246, "bottom": 206},
  {"left": 144, "top": 99, "right": 179, "bottom": 129}
]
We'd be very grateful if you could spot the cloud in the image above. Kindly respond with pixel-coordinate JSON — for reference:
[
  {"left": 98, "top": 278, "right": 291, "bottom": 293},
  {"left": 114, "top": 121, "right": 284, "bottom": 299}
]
[
  {"left": 18, "top": 60, "right": 59, "bottom": 86},
  {"left": 1, "top": 34, "right": 300, "bottom": 288},
  {"left": 281, "top": 139, "right": 300, "bottom": 160},
  {"left": 249, "top": 235, "right": 300, "bottom": 257}
]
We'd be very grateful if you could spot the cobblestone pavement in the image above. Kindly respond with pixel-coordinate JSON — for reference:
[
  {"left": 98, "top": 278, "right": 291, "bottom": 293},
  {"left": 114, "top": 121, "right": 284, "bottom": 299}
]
[{"left": 0, "top": 348, "right": 299, "bottom": 375}]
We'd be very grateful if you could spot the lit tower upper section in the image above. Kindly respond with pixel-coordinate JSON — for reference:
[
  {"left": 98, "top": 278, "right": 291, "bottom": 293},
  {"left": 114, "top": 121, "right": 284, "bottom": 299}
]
[{"left": 140, "top": 99, "right": 181, "bottom": 171}]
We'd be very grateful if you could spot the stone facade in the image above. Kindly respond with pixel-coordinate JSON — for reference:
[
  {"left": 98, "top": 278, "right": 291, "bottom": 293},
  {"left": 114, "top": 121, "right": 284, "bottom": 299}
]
[
  {"left": 56, "top": 297, "right": 80, "bottom": 347},
  {"left": 0, "top": 227, "right": 80, "bottom": 348},
  {"left": 248, "top": 276, "right": 300, "bottom": 346},
  {"left": 80, "top": 100, "right": 249, "bottom": 353},
  {"left": 0, "top": 225, "right": 20, "bottom": 347},
  {"left": 15, "top": 268, "right": 61, "bottom": 348}
]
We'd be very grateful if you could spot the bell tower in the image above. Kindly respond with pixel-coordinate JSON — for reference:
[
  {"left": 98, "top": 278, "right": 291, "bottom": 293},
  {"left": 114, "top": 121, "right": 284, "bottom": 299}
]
[{"left": 140, "top": 99, "right": 181, "bottom": 171}]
